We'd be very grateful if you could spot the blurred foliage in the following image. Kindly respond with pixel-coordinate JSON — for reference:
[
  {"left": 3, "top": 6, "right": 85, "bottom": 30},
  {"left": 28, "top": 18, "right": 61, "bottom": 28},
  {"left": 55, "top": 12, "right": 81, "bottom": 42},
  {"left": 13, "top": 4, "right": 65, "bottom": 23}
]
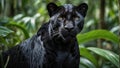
[{"left": 0, "top": 0, "right": 119, "bottom": 68}]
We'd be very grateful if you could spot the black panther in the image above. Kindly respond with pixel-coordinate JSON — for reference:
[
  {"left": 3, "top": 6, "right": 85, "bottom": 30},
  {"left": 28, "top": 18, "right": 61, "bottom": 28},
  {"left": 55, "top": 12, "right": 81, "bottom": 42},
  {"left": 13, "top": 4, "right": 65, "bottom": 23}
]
[{"left": 0, "top": 2, "right": 88, "bottom": 68}]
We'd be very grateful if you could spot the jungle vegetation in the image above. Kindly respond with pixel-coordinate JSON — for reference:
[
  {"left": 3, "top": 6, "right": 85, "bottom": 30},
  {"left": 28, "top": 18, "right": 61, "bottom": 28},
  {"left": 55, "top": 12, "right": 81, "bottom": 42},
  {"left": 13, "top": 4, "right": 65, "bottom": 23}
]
[{"left": 0, "top": 0, "right": 120, "bottom": 68}]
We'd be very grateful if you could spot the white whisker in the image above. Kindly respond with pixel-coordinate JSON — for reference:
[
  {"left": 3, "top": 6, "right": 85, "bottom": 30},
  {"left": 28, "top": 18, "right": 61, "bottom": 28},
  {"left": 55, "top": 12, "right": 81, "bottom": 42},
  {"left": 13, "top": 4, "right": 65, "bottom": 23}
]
[
  {"left": 48, "top": 23, "right": 53, "bottom": 38},
  {"left": 58, "top": 22, "right": 65, "bottom": 40},
  {"left": 48, "top": 13, "right": 60, "bottom": 39}
]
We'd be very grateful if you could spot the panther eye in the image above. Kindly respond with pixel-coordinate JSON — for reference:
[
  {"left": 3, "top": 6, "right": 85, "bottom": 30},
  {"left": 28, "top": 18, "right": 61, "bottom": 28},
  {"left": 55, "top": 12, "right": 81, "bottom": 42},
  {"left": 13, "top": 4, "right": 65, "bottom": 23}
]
[
  {"left": 74, "top": 17, "right": 80, "bottom": 20},
  {"left": 58, "top": 17, "right": 63, "bottom": 20}
]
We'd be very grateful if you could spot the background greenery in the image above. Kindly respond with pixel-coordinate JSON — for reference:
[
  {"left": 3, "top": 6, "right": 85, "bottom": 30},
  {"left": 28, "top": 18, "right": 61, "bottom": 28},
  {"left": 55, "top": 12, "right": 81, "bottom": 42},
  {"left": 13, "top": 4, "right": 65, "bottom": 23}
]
[{"left": 0, "top": 0, "right": 119, "bottom": 68}]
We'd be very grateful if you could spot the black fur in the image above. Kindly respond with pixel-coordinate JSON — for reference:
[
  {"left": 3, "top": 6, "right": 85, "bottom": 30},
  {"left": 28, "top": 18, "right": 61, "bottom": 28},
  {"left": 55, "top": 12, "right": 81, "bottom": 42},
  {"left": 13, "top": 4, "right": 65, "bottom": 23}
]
[{"left": 0, "top": 3, "right": 88, "bottom": 68}]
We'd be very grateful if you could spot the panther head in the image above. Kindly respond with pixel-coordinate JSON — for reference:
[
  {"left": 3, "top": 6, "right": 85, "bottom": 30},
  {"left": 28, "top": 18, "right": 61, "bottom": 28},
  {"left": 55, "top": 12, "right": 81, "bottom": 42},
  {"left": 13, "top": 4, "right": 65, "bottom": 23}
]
[{"left": 47, "top": 3, "right": 88, "bottom": 40}]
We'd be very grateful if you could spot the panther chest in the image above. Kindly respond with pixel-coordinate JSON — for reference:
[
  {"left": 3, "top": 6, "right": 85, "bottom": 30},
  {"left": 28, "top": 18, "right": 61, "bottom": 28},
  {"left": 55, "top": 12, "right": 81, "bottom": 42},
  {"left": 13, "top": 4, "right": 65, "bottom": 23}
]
[
  {"left": 56, "top": 51, "right": 73, "bottom": 63},
  {"left": 43, "top": 50, "right": 77, "bottom": 68}
]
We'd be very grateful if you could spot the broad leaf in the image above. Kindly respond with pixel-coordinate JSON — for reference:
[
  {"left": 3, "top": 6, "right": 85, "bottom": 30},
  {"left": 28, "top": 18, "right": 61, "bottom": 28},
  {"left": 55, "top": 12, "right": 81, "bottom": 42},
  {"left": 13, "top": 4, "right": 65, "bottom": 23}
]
[
  {"left": 0, "top": 26, "right": 13, "bottom": 37},
  {"left": 80, "top": 57, "right": 96, "bottom": 68},
  {"left": 80, "top": 47, "right": 98, "bottom": 67},
  {"left": 7, "top": 23, "right": 29, "bottom": 39},
  {"left": 87, "top": 47, "right": 119, "bottom": 67},
  {"left": 77, "top": 30, "right": 119, "bottom": 44}
]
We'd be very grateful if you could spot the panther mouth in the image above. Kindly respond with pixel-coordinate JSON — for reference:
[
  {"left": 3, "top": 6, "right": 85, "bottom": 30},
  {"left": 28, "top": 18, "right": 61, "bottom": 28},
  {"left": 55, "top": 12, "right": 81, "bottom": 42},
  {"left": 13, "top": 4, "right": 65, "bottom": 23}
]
[{"left": 61, "top": 28, "right": 77, "bottom": 37}]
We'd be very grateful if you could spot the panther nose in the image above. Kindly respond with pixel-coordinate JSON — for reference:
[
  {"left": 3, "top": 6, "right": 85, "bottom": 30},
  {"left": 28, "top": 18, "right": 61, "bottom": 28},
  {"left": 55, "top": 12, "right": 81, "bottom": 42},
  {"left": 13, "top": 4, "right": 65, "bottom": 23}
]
[
  {"left": 65, "top": 27, "right": 74, "bottom": 32},
  {"left": 64, "top": 23, "right": 74, "bottom": 31}
]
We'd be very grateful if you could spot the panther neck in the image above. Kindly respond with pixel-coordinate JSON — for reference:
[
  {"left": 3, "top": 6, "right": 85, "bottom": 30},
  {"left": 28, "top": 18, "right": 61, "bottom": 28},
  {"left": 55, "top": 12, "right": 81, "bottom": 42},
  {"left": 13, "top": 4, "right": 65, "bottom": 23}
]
[{"left": 44, "top": 35, "right": 77, "bottom": 52}]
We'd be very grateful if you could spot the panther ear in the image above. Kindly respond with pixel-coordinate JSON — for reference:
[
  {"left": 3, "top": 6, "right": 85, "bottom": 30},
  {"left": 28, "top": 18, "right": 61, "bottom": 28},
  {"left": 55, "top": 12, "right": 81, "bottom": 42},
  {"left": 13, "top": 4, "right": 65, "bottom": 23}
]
[
  {"left": 77, "top": 3, "right": 88, "bottom": 17},
  {"left": 47, "top": 3, "right": 58, "bottom": 17}
]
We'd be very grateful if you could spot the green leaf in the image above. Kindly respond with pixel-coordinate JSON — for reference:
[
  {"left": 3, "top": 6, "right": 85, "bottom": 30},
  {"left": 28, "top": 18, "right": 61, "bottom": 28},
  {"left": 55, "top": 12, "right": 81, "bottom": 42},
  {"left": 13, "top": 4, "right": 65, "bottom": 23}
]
[
  {"left": 77, "top": 30, "right": 119, "bottom": 44},
  {"left": 6, "top": 23, "right": 29, "bottom": 39},
  {"left": 0, "top": 26, "right": 13, "bottom": 37},
  {"left": 80, "top": 57, "right": 96, "bottom": 68},
  {"left": 87, "top": 47, "right": 119, "bottom": 67},
  {"left": 80, "top": 47, "right": 98, "bottom": 67}
]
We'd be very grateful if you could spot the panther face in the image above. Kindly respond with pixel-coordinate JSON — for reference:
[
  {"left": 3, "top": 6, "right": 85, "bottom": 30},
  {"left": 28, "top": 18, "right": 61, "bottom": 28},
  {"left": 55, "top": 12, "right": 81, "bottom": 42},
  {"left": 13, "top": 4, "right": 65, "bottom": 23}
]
[{"left": 47, "top": 3, "right": 88, "bottom": 40}]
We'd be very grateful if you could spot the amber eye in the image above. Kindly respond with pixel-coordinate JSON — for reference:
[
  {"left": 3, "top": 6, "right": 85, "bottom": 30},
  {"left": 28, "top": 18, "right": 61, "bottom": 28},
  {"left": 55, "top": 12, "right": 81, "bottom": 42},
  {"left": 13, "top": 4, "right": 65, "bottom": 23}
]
[
  {"left": 73, "top": 16, "right": 80, "bottom": 20},
  {"left": 58, "top": 17, "right": 63, "bottom": 20},
  {"left": 58, "top": 16, "right": 66, "bottom": 20},
  {"left": 73, "top": 15, "right": 80, "bottom": 20},
  {"left": 74, "top": 16, "right": 80, "bottom": 20}
]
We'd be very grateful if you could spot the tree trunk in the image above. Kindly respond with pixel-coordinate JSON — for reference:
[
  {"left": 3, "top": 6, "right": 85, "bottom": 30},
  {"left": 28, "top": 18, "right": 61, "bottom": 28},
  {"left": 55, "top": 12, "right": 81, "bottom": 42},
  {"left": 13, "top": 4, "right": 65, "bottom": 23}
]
[
  {"left": 97, "top": 0, "right": 106, "bottom": 48},
  {"left": 97, "top": 0, "right": 106, "bottom": 67}
]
